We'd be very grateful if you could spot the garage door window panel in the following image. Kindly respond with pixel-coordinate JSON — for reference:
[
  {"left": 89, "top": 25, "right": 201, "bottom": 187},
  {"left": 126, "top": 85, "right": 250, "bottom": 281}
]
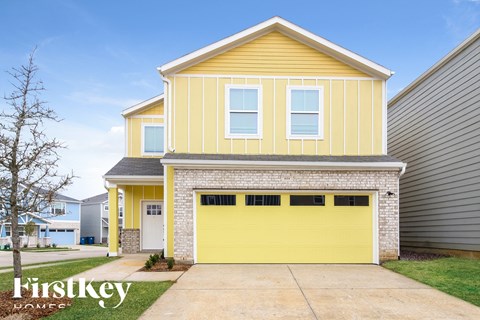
[
  {"left": 201, "top": 195, "right": 236, "bottom": 206},
  {"left": 334, "top": 195, "right": 369, "bottom": 206},
  {"left": 290, "top": 195, "right": 325, "bottom": 206},
  {"left": 245, "top": 195, "right": 280, "bottom": 206}
]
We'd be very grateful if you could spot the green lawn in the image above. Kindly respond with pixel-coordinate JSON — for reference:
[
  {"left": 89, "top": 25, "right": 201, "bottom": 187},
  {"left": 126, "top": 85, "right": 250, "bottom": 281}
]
[
  {"left": 383, "top": 257, "right": 480, "bottom": 306},
  {"left": 0, "top": 257, "right": 172, "bottom": 319},
  {"left": 0, "top": 258, "right": 89, "bottom": 270}
]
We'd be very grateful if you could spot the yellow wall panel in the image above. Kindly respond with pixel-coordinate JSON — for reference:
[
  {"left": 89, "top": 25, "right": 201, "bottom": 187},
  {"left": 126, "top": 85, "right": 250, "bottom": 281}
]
[
  {"left": 180, "top": 31, "right": 369, "bottom": 77},
  {"left": 373, "top": 80, "right": 383, "bottom": 154},
  {"left": 138, "top": 101, "right": 164, "bottom": 116},
  {"left": 260, "top": 79, "right": 274, "bottom": 154},
  {"left": 123, "top": 185, "right": 164, "bottom": 230},
  {"left": 174, "top": 77, "right": 189, "bottom": 153},
  {"left": 331, "top": 80, "right": 345, "bottom": 155},
  {"left": 345, "top": 81, "right": 359, "bottom": 155},
  {"left": 127, "top": 117, "right": 164, "bottom": 157},
  {"left": 359, "top": 81, "right": 373, "bottom": 155},
  {"left": 203, "top": 78, "right": 218, "bottom": 154},
  {"left": 274, "top": 79, "right": 288, "bottom": 154},
  {"left": 189, "top": 77, "right": 203, "bottom": 153}
]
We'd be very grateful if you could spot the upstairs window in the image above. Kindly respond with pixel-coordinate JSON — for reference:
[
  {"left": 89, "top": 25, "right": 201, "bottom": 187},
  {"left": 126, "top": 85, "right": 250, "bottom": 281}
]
[
  {"left": 51, "top": 202, "right": 66, "bottom": 215},
  {"left": 287, "top": 86, "right": 324, "bottom": 139},
  {"left": 143, "top": 124, "right": 164, "bottom": 155},
  {"left": 226, "top": 85, "right": 262, "bottom": 138}
]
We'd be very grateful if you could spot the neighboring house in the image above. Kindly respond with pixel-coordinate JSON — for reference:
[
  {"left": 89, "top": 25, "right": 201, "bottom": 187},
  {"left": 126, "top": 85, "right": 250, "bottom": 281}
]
[
  {"left": 388, "top": 29, "right": 480, "bottom": 255},
  {"left": 81, "top": 192, "right": 123, "bottom": 244},
  {"left": 36, "top": 192, "right": 82, "bottom": 245},
  {"left": 0, "top": 213, "right": 51, "bottom": 247},
  {"left": 104, "top": 17, "right": 406, "bottom": 264},
  {"left": 0, "top": 191, "right": 81, "bottom": 246}
]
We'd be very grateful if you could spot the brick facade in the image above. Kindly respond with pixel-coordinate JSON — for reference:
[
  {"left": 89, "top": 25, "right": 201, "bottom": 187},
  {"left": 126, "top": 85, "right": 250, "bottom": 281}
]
[
  {"left": 121, "top": 228, "right": 140, "bottom": 254},
  {"left": 173, "top": 168, "right": 400, "bottom": 263}
]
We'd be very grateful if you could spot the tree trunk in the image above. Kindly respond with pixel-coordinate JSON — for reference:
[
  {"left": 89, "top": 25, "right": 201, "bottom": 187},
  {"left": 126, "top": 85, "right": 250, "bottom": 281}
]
[{"left": 11, "top": 211, "right": 22, "bottom": 280}]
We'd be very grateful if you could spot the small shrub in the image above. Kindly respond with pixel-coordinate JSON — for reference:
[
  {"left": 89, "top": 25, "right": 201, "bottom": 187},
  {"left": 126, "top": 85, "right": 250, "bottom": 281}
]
[
  {"left": 167, "top": 258, "right": 175, "bottom": 270},
  {"left": 23, "top": 244, "right": 28, "bottom": 248},
  {"left": 160, "top": 250, "right": 165, "bottom": 260},
  {"left": 3, "top": 244, "right": 10, "bottom": 250},
  {"left": 45, "top": 244, "right": 51, "bottom": 248},
  {"left": 153, "top": 253, "right": 160, "bottom": 263},
  {"left": 144, "top": 260, "right": 153, "bottom": 270},
  {"left": 36, "top": 243, "right": 41, "bottom": 248},
  {"left": 52, "top": 243, "right": 57, "bottom": 248}
]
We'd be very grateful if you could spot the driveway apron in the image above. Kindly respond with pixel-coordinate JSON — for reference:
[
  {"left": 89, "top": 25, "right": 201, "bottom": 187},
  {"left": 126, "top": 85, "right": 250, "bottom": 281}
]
[{"left": 140, "top": 264, "right": 480, "bottom": 320}]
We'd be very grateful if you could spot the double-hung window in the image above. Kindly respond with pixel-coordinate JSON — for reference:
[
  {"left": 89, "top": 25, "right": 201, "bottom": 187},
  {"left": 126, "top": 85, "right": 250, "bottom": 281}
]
[
  {"left": 51, "top": 202, "right": 66, "bottom": 215},
  {"left": 287, "top": 86, "right": 324, "bottom": 139},
  {"left": 226, "top": 85, "right": 262, "bottom": 138},
  {"left": 142, "top": 124, "right": 164, "bottom": 155}
]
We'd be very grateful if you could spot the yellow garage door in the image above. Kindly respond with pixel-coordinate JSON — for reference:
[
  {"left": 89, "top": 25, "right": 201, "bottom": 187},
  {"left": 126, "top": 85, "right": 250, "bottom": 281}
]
[{"left": 196, "top": 193, "right": 373, "bottom": 263}]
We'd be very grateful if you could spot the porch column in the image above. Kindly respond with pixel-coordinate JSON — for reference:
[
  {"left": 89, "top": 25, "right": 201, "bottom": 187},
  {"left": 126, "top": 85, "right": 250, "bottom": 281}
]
[{"left": 108, "top": 186, "right": 119, "bottom": 256}]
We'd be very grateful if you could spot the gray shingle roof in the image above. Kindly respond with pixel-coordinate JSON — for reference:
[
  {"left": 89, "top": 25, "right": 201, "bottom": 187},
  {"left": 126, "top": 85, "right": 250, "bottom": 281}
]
[
  {"left": 104, "top": 157, "right": 164, "bottom": 177},
  {"left": 82, "top": 192, "right": 108, "bottom": 204},
  {"left": 162, "top": 153, "right": 402, "bottom": 163}
]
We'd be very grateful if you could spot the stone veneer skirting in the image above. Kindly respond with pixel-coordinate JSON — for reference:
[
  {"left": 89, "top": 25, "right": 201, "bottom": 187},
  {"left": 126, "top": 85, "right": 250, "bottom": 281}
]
[
  {"left": 121, "top": 229, "right": 140, "bottom": 254},
  {"left": 173, "top": 168, "right": 400, "bottom": 263}
]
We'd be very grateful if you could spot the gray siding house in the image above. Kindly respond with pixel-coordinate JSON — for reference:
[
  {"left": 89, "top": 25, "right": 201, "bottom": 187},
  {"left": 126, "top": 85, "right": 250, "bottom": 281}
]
[
  {"left": 388, "top": 29, "right": 480, "bottom": 255},
  {"left": 81, "top": 193, "right": 123, "bottom": 244}
]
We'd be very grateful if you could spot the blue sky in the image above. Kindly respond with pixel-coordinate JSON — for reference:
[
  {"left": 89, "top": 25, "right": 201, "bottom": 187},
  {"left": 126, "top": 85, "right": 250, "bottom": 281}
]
[{"left": 1, "top": 0, "right": 479, "bottom": 199}]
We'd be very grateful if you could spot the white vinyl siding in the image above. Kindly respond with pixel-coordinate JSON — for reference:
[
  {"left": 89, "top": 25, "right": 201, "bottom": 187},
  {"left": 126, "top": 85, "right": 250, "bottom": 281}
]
[
  {"left": 287, "top": 86, "right": 324, "bottom": 139},
  {"left": 225, "top": 85, "right": 262, "bottom": 138}
]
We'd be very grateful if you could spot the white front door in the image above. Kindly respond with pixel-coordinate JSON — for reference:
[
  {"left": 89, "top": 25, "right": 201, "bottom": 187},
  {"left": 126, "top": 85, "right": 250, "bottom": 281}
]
[{"left": 142, "top": 201, "right": 164, "bottom": 250}]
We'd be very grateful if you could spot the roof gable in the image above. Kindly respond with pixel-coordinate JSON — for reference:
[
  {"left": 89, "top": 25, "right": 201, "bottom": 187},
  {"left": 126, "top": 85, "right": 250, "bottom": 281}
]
[
  {"left": 179, "top": 31, "right": 370, "bottom": 77},
  {"left": 122, "top": 94, "right": 164, "bottom": 117},
  {"left": 159, "top": 17, "right": 392, "bottom": 79}
]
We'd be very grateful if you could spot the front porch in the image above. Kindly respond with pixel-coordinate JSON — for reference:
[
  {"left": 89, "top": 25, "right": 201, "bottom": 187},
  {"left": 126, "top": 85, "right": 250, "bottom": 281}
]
[{"left": 103, "top": 157, "right": 166, "bottom": 257}]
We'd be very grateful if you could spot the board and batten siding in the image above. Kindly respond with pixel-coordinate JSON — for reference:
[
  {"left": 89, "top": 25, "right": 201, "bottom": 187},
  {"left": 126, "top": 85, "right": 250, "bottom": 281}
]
[
  {"left": 388, "top": 35, "right": 480, "bottom": 252},
  {"left": 167, "top": 31, "right": 385, "bottom": 156},
  {"left": 126, "top": 101, "right": 164, "bottom": 157},
  {"left": 169, "top": 76, "right": 383, "bottom": 156}
]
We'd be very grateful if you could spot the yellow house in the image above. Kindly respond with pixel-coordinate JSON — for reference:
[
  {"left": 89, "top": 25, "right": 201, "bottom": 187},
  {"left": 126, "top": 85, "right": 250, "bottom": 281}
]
[{"left": 104, "top": 17, "right": 406, "bottom": 264}]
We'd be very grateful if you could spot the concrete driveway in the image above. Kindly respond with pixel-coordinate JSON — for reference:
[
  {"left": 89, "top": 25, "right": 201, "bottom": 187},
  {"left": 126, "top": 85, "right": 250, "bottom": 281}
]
[
  {"left": 0, "top": 245, "right": 107, "bottom": 267},
  {"left": 140, "top": 264, "right": 480, "bottom": 320}
]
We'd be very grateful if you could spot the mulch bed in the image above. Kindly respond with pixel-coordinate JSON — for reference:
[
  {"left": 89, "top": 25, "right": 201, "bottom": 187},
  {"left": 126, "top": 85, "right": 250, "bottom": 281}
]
[
  {"left": 0, "top": 289, "right": 72, "bottom": 320},
  {"left": 140, "top": 259, "right": 191, "bottom": 272},
  {"left": 400, "top": 250, "right": 449, "bottom": 261}
]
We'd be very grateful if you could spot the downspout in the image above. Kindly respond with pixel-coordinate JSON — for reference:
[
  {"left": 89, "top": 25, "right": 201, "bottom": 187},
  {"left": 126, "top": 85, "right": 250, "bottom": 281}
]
[
  {"left": 159, "top": 70, "right": 175, "bottom": 152},
  {"left": 397, "top": 163, "right": 407, "bottom": 259}
]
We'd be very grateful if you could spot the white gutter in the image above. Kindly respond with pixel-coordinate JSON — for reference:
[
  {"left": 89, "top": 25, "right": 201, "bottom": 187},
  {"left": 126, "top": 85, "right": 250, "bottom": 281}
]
[
  {"left": 159, "top": 72, "right": 175, "bottom": 152},
  {"left": 160, "top": 158, "right": 406, "bottom": 171}
]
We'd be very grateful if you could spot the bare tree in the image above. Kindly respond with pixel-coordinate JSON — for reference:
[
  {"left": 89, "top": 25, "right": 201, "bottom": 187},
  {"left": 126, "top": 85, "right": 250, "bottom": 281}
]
[{"left": 0, "top": 49, "right": 74, "bottom": 281}]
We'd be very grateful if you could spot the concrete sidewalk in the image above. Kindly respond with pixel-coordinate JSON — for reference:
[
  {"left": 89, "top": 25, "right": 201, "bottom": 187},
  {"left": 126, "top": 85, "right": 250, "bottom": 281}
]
[
  {"left": 69, "top": 254, "right": 184, "bottom": 282},
  {"left": 0, "top": 245, "right": 108, "bottom": 267},
  {"left": 140, "top": 264, "right": 480, "bottom": 320}
]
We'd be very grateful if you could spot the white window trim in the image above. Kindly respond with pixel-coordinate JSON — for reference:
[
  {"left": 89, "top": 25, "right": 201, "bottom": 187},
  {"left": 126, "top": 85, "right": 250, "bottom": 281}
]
[
  {"left": 51, "top": 202, "right": 67, "bottom": 215},
  {"left": 286, "top": 85, "right": 324, "bottom": 140},
  {"left": 141, "top": 123, "right": 165, "bottom": 156},
  {"left": 225, "top": 84, "right": 263, "bottom": 139}
]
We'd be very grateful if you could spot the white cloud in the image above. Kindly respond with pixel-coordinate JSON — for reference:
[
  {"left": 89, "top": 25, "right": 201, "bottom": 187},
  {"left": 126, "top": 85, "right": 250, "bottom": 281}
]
[{"left": 46, "top": 121, "right": 125, "bottom": 200}]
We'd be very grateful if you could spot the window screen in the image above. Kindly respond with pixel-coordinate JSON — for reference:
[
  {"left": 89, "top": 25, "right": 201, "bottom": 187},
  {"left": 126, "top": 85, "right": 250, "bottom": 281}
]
[
  {"left": 290, "top": 195, "right": 325, "bottom": 206},
  {"left": 228, "top": 87, "right": 259, "bottom": 135},
  {"left": 200, "top": 195, "right": 236, "bottom": 206},
  {"left": 334, "top": 196, "right": 369, "bottom": 206},
  {"left": 245, "top": 195, "right": 281, "bottom": 206},
  {"left": 144, "top": 126, "right": 164, "bottom": 153}
]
